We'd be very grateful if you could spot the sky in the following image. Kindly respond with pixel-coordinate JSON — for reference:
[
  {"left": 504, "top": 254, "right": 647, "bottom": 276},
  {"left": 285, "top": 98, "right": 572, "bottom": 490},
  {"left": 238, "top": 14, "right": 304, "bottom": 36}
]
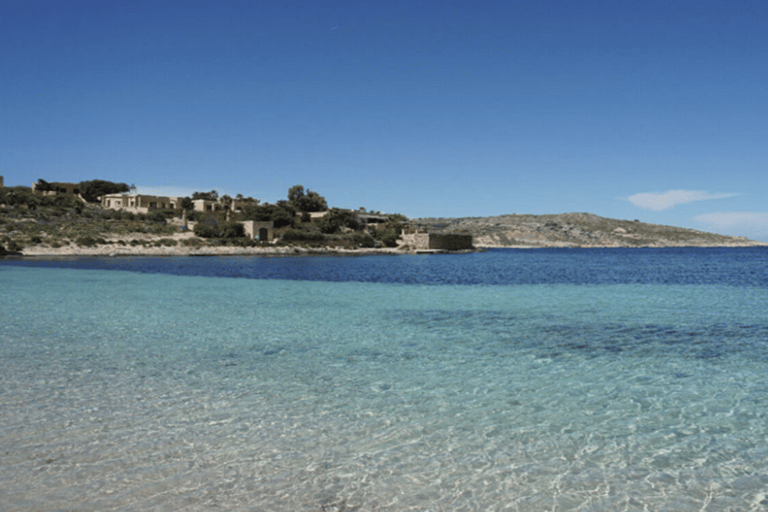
[{"left": 2, "top": 0, "right": 767, "bottom": 240}]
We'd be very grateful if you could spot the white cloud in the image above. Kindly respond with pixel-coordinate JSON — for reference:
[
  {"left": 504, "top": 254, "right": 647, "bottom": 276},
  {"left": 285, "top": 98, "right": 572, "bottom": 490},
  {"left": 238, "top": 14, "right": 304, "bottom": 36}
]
[{"left": 628, "top": 190, "right": 736, "bottom": 211}]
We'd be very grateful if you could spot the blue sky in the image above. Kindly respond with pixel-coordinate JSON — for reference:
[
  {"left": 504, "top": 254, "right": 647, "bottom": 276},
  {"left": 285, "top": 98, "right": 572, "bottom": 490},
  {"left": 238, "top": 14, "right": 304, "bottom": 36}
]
[{"left": 2, "top": 0, "right": 767, "bottom": 240}]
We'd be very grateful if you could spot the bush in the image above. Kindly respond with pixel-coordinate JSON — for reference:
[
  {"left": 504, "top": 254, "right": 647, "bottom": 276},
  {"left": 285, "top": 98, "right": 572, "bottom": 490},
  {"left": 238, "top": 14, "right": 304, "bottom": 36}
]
[
  {"left": 76, "top": 236, "right": 105, "bottom": 247},
  {"left": 6, "top": 239, "right": 23, "bottom": 252},
  {"left": 182, "top": 238, "right": 203, "bottom": 247},
  {"left": 375, "top": 228, "right": 400, "bottom": 247},
  {"left": 193, "top": 223, "right": 219, "bottom": 238},
  {"left": 320, "top": 208, "right": 361, "bottom": 234},
  {"left": 280, "top": 229, "right": 326, "bottom": 244},
  {"left": 241, "top": 203, "right": 295, "bottom": 228},
  {"left": 351, "top": 232, "right": 376, "bottom": 248},
  {"left": 220, "top": 221, "right": 245, "bottom": 238},
  {"left": 147, "top": 211, "right": 167, "bottom": 223},
  {"left": 0, "top": 239, "right": 23, "bottom": 255}
]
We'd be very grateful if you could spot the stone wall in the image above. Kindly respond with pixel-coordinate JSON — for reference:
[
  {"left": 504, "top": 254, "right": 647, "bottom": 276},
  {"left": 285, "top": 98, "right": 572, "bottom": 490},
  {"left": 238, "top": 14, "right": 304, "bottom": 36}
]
[
  {"left": 242, "top": 220, "right": 274, "bottom": 242},
  {"left": 402, "top": 233, "right": 473, "bottom": 251}
]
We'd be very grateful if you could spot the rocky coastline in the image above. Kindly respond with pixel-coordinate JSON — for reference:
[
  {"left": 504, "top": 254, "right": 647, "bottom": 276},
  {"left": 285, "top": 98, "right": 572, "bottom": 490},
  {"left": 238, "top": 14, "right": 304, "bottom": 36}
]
[
  {"left": 4, "top": 212, "right": 765, "bottom": 259},
  {"left": 412, "top": 213, "right": 765, "bottom": 249}
]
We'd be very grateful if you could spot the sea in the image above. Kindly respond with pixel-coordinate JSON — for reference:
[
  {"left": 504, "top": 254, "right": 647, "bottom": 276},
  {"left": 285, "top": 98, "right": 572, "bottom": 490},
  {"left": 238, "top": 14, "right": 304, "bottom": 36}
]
[{"left": 1, "top": 247, "right": 768, "bottom": 511}]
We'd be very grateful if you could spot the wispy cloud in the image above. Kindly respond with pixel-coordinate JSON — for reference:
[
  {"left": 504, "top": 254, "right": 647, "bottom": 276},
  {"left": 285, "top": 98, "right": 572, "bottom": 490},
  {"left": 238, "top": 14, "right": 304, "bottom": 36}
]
[{"left": 628, "top": 190, "right": 736, "bottom": 211}]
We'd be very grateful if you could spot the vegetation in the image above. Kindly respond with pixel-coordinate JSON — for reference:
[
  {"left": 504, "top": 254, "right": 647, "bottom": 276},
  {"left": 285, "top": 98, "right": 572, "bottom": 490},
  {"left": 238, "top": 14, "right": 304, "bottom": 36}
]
[
  {"left": 192, "top": 190, "right": 218, "bottom": 201},
  {"left": 1, "top": 182, "right": 406, "bottom": 252},
  {"left": 241, "top": 203, "right": 295, "bottom": 228},
  {"left": 78, "top": 180, "right": 133, "bottom": 203},
  {"left": 287, "top": 185, "right": 328, "bottom": 212},
  {"left": 320, "top": 208, "right": 362, "bottom": 234},
  {"left": 280, "top": 228, "right": 326, "bottom": 244}
]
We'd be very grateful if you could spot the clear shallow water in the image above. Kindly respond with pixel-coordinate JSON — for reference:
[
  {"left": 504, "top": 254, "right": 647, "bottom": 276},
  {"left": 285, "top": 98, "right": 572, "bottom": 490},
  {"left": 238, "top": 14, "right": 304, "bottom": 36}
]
[{"left": 2, "top": 248, "right": 768, "bottom": 511}]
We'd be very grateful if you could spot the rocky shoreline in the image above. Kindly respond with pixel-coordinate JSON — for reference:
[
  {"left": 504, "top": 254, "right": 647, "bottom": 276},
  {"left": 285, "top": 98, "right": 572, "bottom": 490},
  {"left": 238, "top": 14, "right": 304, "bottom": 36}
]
[{"left": 5, "top": 212, "right": 765, "bottom": 259}]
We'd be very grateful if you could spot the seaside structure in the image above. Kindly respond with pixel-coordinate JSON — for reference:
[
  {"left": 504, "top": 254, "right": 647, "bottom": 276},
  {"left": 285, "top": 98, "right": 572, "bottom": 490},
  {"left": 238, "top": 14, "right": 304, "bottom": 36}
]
[
  {"left": 402, "top": 232, "right": 473, "bottom": 251},
  {"left": 101, "top": 193, "right": 181, "bottom": 214},
  {"left": 241, "top": 220, "right": 274, "bottom": 242}
]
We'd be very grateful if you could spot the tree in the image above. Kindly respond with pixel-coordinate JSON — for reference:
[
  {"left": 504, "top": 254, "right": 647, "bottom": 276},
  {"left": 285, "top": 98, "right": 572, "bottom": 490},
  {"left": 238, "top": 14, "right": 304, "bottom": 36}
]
[
  {"left": 241, "top": 203, "right": 294, "bottom": 228},
  {"left": 180, "top": 197, "right": 194, "bottom": 210},
  {"left": 288, "top": 185, "right": 305, "bottom": 205},
  {"left": 35, "top": 179, "right": 54, "bottom": 192},
  {"left": 287, "top": 185, "right": 327, "bottom": 212},
  {"left": 78, "top": 180, "right": 131, "bottom": 202},
  {"left": 193, "top": 213, "right": 220, "bottom": 238},
  {"left": 320, "top": 208, "right": 362, "bottom": 234},
  {"left": 192, "top": 190, "right": 218, "bottom": 201}
]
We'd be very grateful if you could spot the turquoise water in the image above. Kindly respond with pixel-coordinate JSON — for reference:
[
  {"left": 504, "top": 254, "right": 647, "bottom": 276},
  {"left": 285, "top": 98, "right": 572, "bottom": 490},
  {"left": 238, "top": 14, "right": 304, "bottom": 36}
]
[{"left": 2, "top": 250, "right": 768, "bottom": 511}]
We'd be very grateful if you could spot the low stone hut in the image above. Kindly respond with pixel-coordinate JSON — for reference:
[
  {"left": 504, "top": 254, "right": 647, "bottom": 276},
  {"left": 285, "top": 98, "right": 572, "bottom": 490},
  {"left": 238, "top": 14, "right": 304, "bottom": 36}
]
[
  {"left": 242, "top": 221, "right": 274, "bottom": 242},
  {"left": 402, "top": 232, "right": 473, "bottom": 251}
]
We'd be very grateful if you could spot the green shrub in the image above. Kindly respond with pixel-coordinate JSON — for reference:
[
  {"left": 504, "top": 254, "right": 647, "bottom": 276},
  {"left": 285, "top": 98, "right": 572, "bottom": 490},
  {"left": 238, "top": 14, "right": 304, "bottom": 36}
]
[
  {"left": 182, "top": 238, "right": 203, "bottom": 247},
  {"left": 193, "top": 222, "right": 219, "bottom": 238},
  {"left": 375, "top": 228, "right": 400, "bottom": 247},
  {"left": 220, "top": 221, "right": 245, "bottom": 238},
  {"left": 147, "top": 211, "right": 167, "bottom": 223},
  {"left": 241, "top": 203, "right": 295, "bottom": 228},
  {"left": 351, "top": 231, "right": 376, "bottom": 248},
  {"left": 320, "top": 208, "right": 361, "bottom": 234},
  {"left": 4, "top": 239, "right": 23, "bottom": 253},
  {"left": 280, "top": 228, "right": 326, "bottom": 243},
  {"left": 76, "top": 236, "right": 105, "bottom": 247}
]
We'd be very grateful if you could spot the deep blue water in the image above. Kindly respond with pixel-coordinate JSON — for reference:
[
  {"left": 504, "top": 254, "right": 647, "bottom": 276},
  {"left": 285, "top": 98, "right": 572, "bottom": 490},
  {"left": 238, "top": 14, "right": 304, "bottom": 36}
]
[{"left": 5, "top": 247, "right": 768, "bottom": 286}]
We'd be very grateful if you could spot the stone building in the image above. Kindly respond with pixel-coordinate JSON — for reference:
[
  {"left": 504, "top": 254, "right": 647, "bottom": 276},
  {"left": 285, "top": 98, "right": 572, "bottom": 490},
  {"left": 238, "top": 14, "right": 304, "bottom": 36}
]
[
  {"left": 192, "top": 198, "right": 244, "bottom": 212},
  {"left": 241, "top": 221, "right": 274, "bottom": 242},
  {"left": 101, "top": 194, "right": 181, "bottom": 213},
  {"left": 31, "top": 181, "right": 84, "bottom": 199},
  {"left": 402, "top": 232, "right": 473, "bottom": 251}
]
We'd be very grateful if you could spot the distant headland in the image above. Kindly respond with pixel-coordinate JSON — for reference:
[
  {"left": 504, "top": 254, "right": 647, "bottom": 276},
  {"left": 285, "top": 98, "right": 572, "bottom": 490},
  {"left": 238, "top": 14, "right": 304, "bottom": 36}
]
[{"left": 0, "top": 177, "right": 763, "bottom": 257}]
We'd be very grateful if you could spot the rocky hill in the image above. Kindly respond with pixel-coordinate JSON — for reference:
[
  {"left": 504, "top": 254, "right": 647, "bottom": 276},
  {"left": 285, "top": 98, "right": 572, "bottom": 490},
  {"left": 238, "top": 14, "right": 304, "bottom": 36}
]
[{"left": 410, "top": 213, "right": 764, "bottom": 248}]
